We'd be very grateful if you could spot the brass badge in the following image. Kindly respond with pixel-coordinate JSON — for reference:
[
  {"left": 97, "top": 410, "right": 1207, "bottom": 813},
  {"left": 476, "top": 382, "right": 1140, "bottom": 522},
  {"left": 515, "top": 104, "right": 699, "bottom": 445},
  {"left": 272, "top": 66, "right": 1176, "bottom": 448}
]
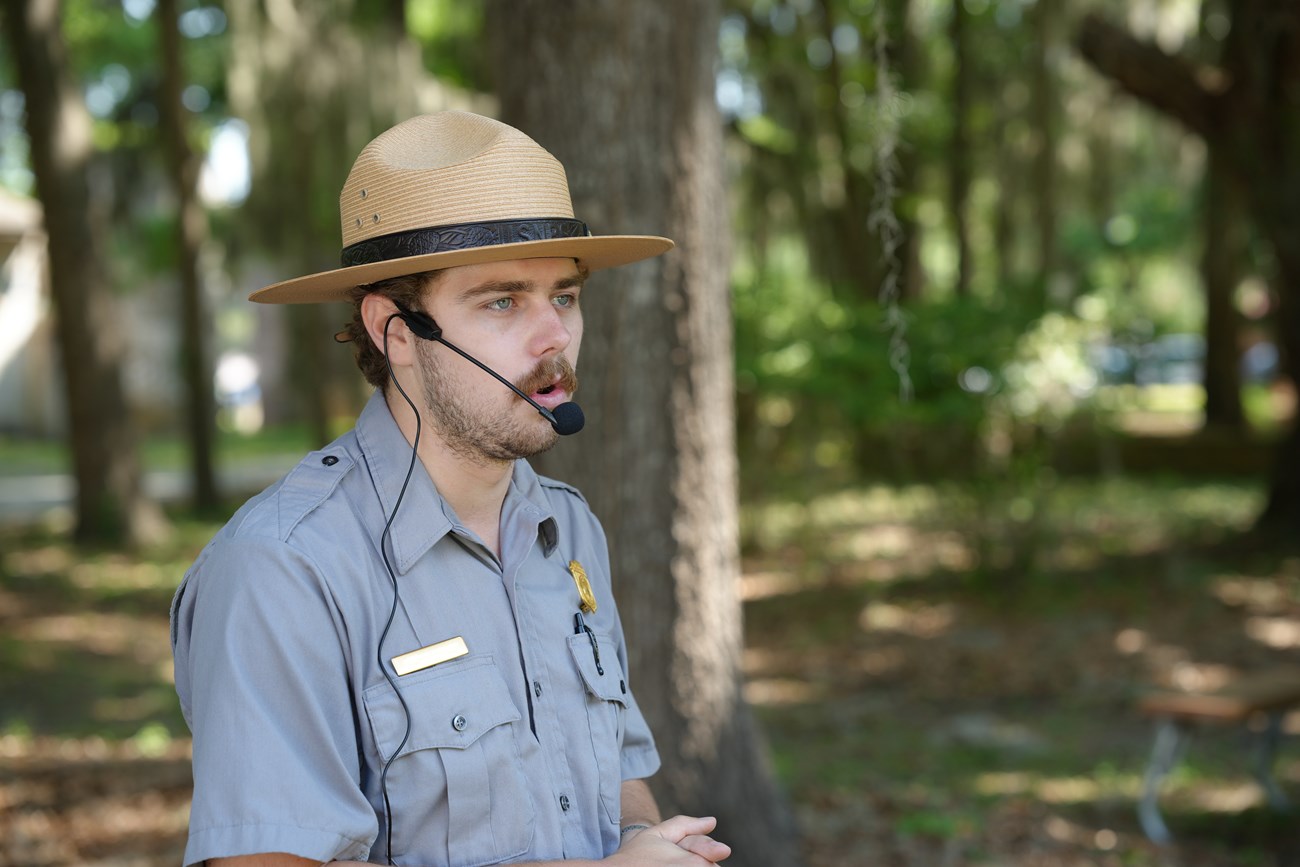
[{"left": 569, "top": 560, "right": 597, "bottom": 614}]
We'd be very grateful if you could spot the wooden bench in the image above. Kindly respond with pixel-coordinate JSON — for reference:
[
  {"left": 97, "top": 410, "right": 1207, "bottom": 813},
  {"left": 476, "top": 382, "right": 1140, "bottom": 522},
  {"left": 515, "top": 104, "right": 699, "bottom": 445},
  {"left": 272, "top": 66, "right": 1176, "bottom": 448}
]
[{"left": 1137, "top": 667, "right": 1300, "bottom": 844}]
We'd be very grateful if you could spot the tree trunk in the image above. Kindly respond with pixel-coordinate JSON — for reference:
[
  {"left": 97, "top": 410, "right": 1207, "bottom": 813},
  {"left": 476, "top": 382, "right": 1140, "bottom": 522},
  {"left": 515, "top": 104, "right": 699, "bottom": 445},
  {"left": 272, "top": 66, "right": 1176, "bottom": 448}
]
[
  {"left": 1200, "top": 143, "right": 1246, "bottom": 430},
  {"left": 1030, "top": 0, "right": 1059, "bottom": 306},
  {"left": 491, "top": 3, "right": 802, "bottom": 865},
  {"left": 158, "top": 0, "right": 220, "bottom": 510},
  {"left": 892, "top": 0, "right": 925, "bottom": 301},
  {"left": 2, "top": 0, "right": 162, "bottom": 546},
  {"left": 948, "top": 0, "right": 973, "bottom": 298},
  {"left": 992, "top": 85, "right": 1018, "bottom": 293}
]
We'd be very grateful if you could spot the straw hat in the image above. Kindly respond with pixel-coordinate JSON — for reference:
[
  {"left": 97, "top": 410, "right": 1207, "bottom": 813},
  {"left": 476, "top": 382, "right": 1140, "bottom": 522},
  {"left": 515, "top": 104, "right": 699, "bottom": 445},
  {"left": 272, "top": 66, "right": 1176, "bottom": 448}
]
[{"left": 249, "top": 112, "right": 674, "bottom": 304}]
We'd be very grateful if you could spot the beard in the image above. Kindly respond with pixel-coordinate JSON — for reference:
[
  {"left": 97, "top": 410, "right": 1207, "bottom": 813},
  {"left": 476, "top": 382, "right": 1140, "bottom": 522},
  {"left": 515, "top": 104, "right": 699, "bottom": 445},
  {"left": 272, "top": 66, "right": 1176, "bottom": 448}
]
[{"left": 415, "top": 340, "right": 579, "bottom": 464}]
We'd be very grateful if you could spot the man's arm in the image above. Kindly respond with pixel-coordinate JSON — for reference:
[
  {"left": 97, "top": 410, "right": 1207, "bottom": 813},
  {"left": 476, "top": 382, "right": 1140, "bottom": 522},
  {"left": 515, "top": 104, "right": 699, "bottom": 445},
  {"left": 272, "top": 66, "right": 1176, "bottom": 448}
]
[
  {"left": 213, "top": 814, "right": 730, "bottom": 867},
  {"left": 614, "top": 780, "right": 730, "bottom": 865},
  {"left": 619, "top": 778, "right": 663, "bottom": 830}
]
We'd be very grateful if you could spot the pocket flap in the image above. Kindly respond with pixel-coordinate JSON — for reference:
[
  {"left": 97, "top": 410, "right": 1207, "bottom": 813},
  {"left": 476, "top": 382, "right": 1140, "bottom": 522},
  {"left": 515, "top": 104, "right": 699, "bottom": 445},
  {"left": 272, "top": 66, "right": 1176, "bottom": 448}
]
[
  {"left": 567, "top": 632, "right": 628, "bottom": 705},
  {"left": 364, "top": 656, "right": 521, "bottom": 762}
]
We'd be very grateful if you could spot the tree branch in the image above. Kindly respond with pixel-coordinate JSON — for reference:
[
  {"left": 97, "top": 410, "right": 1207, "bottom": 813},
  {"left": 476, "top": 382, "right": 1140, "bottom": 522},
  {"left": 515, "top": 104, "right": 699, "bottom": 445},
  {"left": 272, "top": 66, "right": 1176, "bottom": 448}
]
[{"left": 1075, "top": 13, "right": 1216, "bottom": 138}]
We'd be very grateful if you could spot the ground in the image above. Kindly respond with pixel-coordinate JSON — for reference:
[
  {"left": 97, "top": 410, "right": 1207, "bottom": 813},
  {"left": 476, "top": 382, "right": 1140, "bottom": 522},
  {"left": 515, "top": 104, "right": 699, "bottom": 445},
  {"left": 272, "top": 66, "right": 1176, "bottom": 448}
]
[{"left": 0, "top": 477, "right": 1297, "bottom": 866}]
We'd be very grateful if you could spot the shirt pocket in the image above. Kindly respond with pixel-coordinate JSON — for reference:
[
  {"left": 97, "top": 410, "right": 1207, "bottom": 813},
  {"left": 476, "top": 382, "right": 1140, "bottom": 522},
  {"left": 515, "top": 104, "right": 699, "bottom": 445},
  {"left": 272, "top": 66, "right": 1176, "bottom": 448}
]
[
  {"left": 567, "top": 632, "right": 629, "bottom": 825},
  {"left": 363, "top": 655, "right": 535, "bottom": 867}
]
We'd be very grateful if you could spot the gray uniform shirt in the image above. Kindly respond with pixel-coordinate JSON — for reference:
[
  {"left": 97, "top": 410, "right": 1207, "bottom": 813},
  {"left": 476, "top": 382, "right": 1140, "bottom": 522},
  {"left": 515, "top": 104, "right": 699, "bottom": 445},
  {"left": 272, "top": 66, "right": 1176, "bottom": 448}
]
[{"left": 170, "top": 393, "right": 659, "bottom": 866}]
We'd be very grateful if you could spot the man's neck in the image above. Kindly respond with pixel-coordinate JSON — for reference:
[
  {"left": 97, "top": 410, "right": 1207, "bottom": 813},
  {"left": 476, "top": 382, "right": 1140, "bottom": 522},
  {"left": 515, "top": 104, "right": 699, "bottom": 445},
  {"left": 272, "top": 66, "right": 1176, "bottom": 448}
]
[{"left": 383, "top": 391, "right": 512, "bottom": 557}]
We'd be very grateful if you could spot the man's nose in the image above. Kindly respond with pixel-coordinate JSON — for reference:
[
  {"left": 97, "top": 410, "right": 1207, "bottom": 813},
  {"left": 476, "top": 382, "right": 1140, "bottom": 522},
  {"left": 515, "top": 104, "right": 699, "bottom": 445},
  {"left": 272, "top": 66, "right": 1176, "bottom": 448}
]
[{"left": 529, "top": 303, "right": 572, "bottom": 356}]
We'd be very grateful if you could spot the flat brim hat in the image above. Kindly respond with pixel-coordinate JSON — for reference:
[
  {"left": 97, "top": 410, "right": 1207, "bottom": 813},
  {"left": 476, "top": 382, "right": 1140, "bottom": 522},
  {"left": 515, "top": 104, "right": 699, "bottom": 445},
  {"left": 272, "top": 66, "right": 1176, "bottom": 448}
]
[{"left": 249, "top": 111, "right": 674, "bottom": 304}]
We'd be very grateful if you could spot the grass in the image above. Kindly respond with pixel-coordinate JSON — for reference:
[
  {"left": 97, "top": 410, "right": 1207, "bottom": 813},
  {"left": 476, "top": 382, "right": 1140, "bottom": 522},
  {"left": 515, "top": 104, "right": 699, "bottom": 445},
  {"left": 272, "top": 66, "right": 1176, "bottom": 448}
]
[
  {"left": 0, "top": 422, "right": 317, "bottom": 477},
  {"left": 0, "top": 476, "right": 1296, "bottom": 865},
  {"left": 739, "top": 475, "right": 1300, "bottom": 865}
]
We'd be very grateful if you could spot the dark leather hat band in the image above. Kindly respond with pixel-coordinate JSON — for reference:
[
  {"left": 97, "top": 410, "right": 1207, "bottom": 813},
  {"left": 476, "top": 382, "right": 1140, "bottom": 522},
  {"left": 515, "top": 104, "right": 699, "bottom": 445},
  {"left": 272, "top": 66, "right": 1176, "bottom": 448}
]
[{"left": 341, "top": 218, "right": 591, "bottom": 267}]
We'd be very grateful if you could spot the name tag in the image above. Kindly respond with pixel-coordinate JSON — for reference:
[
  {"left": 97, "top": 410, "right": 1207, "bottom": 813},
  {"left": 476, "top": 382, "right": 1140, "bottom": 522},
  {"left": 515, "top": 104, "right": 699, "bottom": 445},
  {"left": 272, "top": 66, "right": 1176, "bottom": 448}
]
[{"left": 390, "top": 636, "right": 469, "bottom": 676}]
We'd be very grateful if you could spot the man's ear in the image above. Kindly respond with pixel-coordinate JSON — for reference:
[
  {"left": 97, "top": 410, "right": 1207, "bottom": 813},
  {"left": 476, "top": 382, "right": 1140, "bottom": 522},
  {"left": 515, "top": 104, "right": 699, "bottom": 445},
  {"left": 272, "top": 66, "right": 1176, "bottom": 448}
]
[{"left": 360, "top": 294, "right": 419, "bottom": 368}]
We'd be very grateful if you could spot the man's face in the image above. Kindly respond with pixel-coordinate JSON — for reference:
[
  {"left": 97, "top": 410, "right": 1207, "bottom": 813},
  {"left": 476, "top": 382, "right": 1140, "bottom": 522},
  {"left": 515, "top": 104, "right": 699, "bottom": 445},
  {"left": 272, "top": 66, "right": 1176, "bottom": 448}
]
[{"left": 412, "top": 257, "right": 585, "bottom": 463}]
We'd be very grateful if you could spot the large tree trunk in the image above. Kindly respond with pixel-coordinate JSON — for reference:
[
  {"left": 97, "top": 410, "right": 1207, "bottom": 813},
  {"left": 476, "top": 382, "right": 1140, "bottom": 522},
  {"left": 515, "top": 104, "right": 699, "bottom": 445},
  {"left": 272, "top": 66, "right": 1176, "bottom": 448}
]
[
  {"left": 2, "top": 0, "right": 162, "bottom": 545},
  {"left": 491, "top": 3, "right": 802, "bottom": 865},
  {"left": 158, "top": 0, "right": 219, "bottom": 510}
]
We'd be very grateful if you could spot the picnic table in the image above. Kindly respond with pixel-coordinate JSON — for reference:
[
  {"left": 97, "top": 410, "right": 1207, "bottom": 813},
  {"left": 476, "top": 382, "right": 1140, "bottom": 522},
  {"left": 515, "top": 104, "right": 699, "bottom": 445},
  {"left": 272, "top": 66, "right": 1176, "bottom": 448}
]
[{"left": 1137, "top": 667, "right": 1300, "bottom": 844}]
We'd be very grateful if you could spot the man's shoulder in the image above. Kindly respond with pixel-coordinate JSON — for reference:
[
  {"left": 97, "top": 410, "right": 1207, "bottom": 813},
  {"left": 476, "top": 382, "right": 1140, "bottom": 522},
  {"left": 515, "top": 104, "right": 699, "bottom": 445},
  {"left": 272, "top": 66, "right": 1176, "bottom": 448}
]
[
  {"left": 221, "top": 433, "right": 364, "bottom": 547},
  {"left": 534, "top": 472, "right": 592, "bottom": 510}
]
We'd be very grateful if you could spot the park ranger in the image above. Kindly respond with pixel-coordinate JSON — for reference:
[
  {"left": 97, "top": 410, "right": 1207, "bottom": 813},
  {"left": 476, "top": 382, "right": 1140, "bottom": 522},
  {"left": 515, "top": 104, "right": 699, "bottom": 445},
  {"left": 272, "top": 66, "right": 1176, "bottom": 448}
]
[{"left": 170, "top": 112, "right": 732, "bottom": 867}]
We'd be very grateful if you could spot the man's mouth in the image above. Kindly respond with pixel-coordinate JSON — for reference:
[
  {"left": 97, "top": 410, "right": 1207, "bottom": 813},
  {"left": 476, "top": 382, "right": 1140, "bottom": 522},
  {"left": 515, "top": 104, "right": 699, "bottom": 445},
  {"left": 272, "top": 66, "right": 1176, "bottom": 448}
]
[{"left": 519, "top": 361, "right": 578, "bottom": 405}]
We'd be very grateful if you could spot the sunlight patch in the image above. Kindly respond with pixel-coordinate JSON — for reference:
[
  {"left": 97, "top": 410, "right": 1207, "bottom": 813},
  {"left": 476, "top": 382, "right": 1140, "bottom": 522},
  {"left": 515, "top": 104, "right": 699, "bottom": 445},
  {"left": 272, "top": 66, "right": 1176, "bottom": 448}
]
[
  {"left": 1245, "top": 616, "right": 1300, "bottom": 649},
  {"left": 859, "top": 601, "right": 955, "bottom": 638},
  {"left": 744, "top": 678, "right": 818, "bottom": 706}
]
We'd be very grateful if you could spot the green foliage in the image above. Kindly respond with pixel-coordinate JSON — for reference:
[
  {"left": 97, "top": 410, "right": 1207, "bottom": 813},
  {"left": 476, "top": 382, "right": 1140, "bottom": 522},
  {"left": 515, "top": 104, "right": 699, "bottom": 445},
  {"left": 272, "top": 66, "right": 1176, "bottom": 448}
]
[{"left": 405, "top": 0, "right": 488, "bottom": 90}]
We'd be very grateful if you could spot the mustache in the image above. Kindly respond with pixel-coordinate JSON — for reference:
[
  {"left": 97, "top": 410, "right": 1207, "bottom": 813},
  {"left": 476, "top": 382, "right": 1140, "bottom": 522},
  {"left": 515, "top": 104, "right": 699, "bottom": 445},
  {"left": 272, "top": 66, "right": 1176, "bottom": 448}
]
[{"left": 516, "top": 356, "right": 578, "bottom": 396}]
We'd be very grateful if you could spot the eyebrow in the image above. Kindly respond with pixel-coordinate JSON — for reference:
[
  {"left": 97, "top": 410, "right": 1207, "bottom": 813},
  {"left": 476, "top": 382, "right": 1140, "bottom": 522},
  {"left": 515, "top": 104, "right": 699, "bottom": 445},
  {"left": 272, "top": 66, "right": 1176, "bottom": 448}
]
[{"left": 455, "top": 273, "right": 588, "bottom": 304}]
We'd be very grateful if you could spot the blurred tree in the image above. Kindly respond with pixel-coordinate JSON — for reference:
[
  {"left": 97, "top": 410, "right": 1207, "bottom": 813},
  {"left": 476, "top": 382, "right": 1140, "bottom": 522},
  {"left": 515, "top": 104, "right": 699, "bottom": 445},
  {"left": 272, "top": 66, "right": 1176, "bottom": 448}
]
[
  {"left": 1, "top": 0, "right": 163, "bottom": 545},
  {"left": 1077, "top": 0, "right": 1300, "bottom": 526},
  {"left": 158, "top": 0, "right": 219, "bottom": 510},
  {"left": 891, "top": 0, "right": 926, "bottom": 302},
  {"left": 222, "top": 0, "right": 443, "bottom": 443},
  {"left": 491, "top": 1, "right": 802, "bottom": 865},
  {"left": 1196, "top": 1, "right": 1246, "bottom": 431},
  {"left": 948, "top": 0, "right": 972, "bottom": 298},
  {"left": 1029, "top": 0, "right": 1060, "bottom": 306},
  {"left": 1200, "top": 141, "right": 1246, "bottom": 431}
]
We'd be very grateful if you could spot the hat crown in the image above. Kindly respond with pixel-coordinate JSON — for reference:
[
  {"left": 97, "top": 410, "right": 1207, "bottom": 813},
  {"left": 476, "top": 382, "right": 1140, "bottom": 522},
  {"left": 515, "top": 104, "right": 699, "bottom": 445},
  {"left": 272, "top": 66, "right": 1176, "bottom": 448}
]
[{"left": 339, "top": 112, "right": 575, "bottom": 249}]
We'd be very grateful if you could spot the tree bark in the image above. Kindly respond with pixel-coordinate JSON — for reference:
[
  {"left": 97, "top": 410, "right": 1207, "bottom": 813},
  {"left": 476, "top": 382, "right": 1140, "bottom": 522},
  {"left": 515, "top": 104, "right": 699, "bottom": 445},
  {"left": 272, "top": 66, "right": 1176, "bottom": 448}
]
[
  {"left": 491, "top": 3, "right": 802, "bottom": 865},
  {"left": 2, "top": 0, "right": 161, "bottom": 545},
  {"left": 158, "top": 0, "right": 220, "bottom": 510}
]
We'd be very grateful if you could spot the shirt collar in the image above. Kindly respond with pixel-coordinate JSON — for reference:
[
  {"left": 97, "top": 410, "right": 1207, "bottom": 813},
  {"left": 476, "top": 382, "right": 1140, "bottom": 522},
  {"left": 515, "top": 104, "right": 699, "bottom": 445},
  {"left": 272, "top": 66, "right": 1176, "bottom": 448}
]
[{"left": 354, "top": 392, "right": 559, "bottom": 573}]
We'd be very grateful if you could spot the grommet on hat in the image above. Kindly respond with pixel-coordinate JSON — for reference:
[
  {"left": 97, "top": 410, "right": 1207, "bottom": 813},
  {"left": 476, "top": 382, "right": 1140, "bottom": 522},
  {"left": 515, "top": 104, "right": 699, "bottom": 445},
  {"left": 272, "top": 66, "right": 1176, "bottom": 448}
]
[{"left": 248, "top": 111, "right": 674, "bottom": 305}]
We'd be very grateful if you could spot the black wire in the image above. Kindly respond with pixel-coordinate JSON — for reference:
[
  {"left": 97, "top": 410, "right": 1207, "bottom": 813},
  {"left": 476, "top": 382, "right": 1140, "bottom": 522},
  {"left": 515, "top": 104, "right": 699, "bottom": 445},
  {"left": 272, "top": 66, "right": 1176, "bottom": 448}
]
[{"left": 377, "top": 313, "right": 420, "bottom": 865}]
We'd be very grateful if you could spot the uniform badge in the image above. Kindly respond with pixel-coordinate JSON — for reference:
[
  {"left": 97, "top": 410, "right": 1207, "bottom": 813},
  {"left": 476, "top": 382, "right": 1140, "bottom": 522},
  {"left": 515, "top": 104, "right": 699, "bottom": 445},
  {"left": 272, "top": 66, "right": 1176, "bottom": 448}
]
[{"left": 569, "top": 560, "right": 597, "bottom": 614}]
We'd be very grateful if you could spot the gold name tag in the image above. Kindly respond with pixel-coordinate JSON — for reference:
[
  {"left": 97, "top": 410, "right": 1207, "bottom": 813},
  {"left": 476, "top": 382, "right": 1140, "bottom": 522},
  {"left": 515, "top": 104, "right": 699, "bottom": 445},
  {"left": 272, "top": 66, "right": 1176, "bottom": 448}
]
[{"left": 390, "top": 636, "right": 469, "bottom": 676}]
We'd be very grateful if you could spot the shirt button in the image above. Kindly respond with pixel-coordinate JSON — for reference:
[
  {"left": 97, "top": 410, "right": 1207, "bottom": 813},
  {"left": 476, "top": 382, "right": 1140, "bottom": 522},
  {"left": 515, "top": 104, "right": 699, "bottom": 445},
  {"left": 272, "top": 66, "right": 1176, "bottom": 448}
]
[
  {"left": 452, "top": 714, "right": 468, "bottom": 732},
  {"left": 620, "top": 680, "right": 627, "bottom": 694},
  {"left": 321, "top": 455, "right": 339, "bottom": 466},
  {"left": 533, "top": 681, "right": 543, "bottom": 698},
  {"left": 559, "top": 794, "right": 571, "bottom": 812}
]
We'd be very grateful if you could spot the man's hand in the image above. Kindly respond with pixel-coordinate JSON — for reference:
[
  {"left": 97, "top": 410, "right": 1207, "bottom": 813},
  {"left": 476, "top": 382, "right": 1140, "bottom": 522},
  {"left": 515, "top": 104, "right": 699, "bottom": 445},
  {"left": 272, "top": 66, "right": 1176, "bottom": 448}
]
[{"left": 610, "top": 815, "right": 731, "bottom": 865}]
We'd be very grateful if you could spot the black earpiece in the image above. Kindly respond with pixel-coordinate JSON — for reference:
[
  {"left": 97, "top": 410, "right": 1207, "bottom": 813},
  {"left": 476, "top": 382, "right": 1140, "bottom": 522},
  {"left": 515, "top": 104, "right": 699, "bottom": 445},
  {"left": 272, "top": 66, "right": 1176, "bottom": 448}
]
[{"left": 394, "top": 305, "right": 442, "bottom": 341}]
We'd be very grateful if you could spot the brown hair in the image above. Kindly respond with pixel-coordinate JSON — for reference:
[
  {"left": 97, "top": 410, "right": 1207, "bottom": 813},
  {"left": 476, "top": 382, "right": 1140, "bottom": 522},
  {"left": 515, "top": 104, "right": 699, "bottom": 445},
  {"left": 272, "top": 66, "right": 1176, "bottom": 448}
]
[{"left": 342, "top": 270, "right": 442, "bottom": 391}]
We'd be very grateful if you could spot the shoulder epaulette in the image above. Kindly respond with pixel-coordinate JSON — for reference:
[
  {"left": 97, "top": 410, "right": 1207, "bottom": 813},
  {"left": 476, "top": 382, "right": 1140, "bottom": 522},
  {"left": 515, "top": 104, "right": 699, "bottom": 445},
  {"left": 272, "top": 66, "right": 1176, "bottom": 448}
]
[
  {"left": 536, "top": 474, "right": 589, "bottom": 506},
  {"left": 275, "top": 448, "right": 355, "bottom": 539}
]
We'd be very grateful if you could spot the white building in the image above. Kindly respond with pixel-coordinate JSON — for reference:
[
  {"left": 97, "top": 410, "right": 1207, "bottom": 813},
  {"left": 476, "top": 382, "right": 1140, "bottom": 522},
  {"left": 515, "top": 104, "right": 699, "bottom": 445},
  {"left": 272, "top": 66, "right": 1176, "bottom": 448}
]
[{"left": 0, "top": 189, "right": 60, "bottom": 437}]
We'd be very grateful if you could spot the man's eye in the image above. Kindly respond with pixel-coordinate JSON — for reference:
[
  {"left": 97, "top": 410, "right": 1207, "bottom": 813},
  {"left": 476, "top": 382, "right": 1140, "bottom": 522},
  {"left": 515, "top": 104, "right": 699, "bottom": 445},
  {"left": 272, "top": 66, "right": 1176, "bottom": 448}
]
[
  {"left": 487, "top": 298, "right": 513, "bottom": 311},
  {"left": 554, "top": 294, "right": 577, "bottom": 308}
]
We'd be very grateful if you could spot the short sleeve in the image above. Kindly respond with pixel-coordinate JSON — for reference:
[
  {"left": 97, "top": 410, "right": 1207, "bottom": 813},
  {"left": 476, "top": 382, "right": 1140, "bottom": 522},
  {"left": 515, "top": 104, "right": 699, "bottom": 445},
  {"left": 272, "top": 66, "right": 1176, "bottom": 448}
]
[
  {"left": 172, "top": 534, "right": 376, "bottom": 866},
  {"left": 582, "top": 513, "right": 661, "bottom": 782}
]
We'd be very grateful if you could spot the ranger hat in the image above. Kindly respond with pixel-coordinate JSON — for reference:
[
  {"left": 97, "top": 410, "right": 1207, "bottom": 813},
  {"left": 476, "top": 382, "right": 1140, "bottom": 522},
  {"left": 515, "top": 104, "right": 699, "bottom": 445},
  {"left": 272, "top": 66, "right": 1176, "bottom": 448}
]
[{"left": 250, "top": 111, "right": 674, "bottom": 304}]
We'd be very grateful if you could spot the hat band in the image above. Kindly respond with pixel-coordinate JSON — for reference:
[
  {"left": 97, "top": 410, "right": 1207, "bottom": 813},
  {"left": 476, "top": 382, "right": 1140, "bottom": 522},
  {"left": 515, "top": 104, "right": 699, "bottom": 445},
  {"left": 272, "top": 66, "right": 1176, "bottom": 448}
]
[{"left": 341, "top": 217, "right": 591, "bottom": 267}]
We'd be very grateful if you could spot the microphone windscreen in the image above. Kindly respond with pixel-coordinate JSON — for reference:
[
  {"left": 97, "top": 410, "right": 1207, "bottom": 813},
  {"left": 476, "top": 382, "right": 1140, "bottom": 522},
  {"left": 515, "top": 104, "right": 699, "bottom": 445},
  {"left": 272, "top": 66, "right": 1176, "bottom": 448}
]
[{"left": 551, "top": 402, "right": 585, "bottom": 436}]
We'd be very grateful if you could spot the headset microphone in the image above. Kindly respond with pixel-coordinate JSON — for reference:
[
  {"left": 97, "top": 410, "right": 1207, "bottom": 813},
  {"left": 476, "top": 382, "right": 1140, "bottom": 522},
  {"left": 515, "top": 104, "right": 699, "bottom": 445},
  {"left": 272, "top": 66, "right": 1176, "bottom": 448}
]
[{"left": 394, "top": 305, "right": 585, "bottom": 436}]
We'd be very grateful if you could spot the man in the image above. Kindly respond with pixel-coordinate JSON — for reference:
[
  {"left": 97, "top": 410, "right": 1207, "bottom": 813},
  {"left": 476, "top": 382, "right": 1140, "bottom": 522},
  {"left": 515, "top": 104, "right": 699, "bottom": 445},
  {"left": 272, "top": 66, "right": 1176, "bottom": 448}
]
[{"left": 170, "top": 112, "right": 732, "bottom": 867}]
